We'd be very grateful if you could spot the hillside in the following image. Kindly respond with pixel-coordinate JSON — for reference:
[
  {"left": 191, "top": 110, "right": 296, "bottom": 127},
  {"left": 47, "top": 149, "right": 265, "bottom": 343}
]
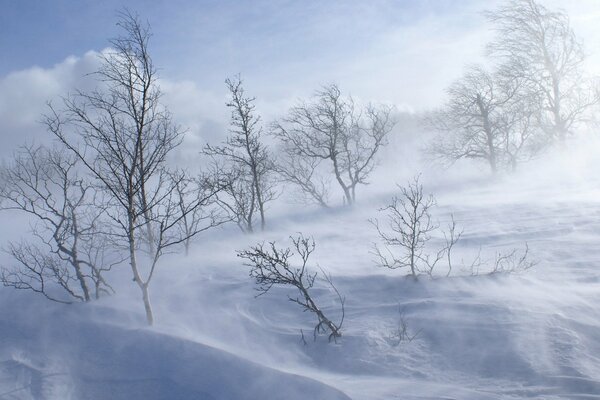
[{"left": 1, "top": 149, "right": 599, "bottom": 399}]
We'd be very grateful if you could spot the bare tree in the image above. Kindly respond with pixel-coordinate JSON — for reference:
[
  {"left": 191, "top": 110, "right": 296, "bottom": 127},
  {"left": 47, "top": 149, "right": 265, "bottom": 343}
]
[
  {"left": 208, "top": 160, "right": 256, "bottom": 233},
  {"left": 428, "top": 63, "right": 547, "bottom": 173},
  {"left": 0, "top": 145, "right": 116, "bottom": 303},
  {"left": 172, "top": 172, "right": 224, "bottom": 256},
  {"left": 428, "top": 66, "right": 520, "bottom": 174},
  {"left": 371, "top": 177, "right": 536, "bottom": 278},
  {"left": 275, "top": 152, "right": 330, "bottom": 209},
  {"left": 464, "top": 244, "right": 535, "bottom": 275},
  {"left": 46, "top": 11, "right": 220, "bottom": 325},
  {"left": 204, "top": 76, "right": 276, "bottom": 233},
  {"left": 489, "top": 244, "right": 537, "bottom": 274},
  {"left": 371, "top": 176, "right": 449, "bottom": 277},
  {"left": 443, "top": 214, "right": 463, "bottom": 277},
  {"left": 272, "top": 84, "right": 395, "bottom": 206},
  {"left": 496, "top": 71, "right": 545, "bottom": 171},
  {"left": 487, "top": 0, "right": 599, "bottom": 143},
  {"left": 386, "top": 307, "right": 420, "bottom": 346},
  {"left": 238, "top": 234, "right": 344, "bottom": 342}
]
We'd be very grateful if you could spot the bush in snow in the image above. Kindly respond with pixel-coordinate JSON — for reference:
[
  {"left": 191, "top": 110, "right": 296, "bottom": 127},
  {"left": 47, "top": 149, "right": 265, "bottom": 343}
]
[
  {"left": 371, "top": 175, "right": 460, "bottom": 278},
  {"left": 371, "top": 175, "right": 535, "bottom": 277}
]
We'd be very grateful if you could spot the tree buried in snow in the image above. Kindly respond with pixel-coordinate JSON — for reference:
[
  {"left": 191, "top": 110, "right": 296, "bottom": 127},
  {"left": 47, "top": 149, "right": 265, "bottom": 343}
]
[
  {"left": 272, "top": 84, "right": 395, "bottom": 207},
  {"left": 238, "top": 235, "right": 344, "bottom": 342},
  {"left": 371, "top": 176, "right": 454, "bottom": 277},
  {"left": 488, "top": 244, "right": 536, "bottom": 275},
  {"left": 371, "top": 175, "right": 470, "bottom": 278},
  {"left": 372, "top": 175, "right": 537, "bottom": 277}
]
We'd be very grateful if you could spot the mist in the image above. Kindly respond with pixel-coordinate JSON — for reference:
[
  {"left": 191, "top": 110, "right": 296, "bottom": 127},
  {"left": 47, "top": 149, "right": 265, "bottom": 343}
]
[{"left": 1, "top": 1, "right": 600, "bottom": 399}]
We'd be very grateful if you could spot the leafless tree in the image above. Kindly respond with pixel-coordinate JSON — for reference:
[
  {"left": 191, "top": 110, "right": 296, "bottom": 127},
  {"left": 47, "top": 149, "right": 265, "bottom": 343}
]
[
  {"left": 427, "top": 66, "right": 519, "bottom": 174},
  {"left": 386, "top": 307, "right": 420, "bottom": 346},
  {"left": 171, "top": 171, "right": 224, "bottom": 256},
  {"left": 489, "top": 244, "right": 537, "bottom": 274},
  {"left": 208, "top": 160, "right": 256, "bottom": 233},
  {"left": 46, "top": 11, "right": 221, "bottom": 325},
  {"left": 371, "top": 177, "right": 536, "bottom": 278},
  {"left": 272, "top": 84, "right": 395, "bottom": 206},
  {"left": 464, "top": 244, "right": 535, "bottom": 275},
  {"left": 275, "top": 152, "right": 330, "bottom": 209},
  {"left": 443, "top": 214, "right": 462, "bottom": 277},
  {"left": 496, "top": 73, "right": 545, "bottom": 171},
  {"left": 0, "top": 145, "right": 116, "bottom": 303},
  {"left": 428, "top": 63, "right": 547, "bottom": 173},
  {"left": 238, "top": 234, "right": 345, "bottom": 342},
  {"left": 204, "top": 76, "right": 277, "bottom": 233},
  {"left": 371, "top": 176, "right": 453, "bottom": 277},
  {"left": 487, "top": 0, "right": 599, "bottom": 143}
]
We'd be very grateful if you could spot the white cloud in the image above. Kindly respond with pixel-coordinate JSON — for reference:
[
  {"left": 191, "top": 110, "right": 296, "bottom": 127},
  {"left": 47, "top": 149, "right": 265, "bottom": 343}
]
[
  {"left": 0, "top": 52, "right": 229, "bottom": 164},
  {"left": 2, "top": 0, "right": 600, "bottom": 163},
  {"left": 0, "top": 51, "right": 101, "bottom": 159}
]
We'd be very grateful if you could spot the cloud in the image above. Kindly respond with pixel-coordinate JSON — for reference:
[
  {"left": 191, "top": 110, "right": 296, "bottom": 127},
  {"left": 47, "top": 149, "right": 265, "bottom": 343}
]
[
  {"left": 0, "top": 51, "right": 101, "bottom": 160},
  {"left": 158, "top": 79, "right": 230, "bottom": 167},
  {"left": 0, "top": 51, "right": 229, "bottom": 165},
  {"left": 146, "top": 1, "right": 497, "bottom": 115},
  {"left": 2, "top": 0, "right": 600, "bottom": 164}
]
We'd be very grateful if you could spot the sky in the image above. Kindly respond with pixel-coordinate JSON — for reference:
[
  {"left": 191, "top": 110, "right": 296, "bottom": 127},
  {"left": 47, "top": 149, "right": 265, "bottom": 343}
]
[{"left": 1, "top": 0, "right": 600, "bottom": 161}]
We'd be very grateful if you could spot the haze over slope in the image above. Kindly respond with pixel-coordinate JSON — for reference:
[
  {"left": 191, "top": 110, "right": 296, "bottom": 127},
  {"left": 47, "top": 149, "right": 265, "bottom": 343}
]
[{"left": 0, "top": 135, "right": 599, "bottom": 399}]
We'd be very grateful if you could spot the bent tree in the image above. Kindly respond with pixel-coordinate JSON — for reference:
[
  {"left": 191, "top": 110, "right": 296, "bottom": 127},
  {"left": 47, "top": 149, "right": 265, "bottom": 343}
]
[
  {"left": 487, "top": 0, "right": 599, "bottom": 143},
  {"left": 238, "top": 234, "right": 345, "bottom": 342}
]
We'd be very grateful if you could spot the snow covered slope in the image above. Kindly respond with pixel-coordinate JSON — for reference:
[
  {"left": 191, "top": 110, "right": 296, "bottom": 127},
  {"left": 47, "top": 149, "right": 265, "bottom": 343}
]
[
  {"left": 1, "top": 148, "right": 600, "bottom": 399},
  {"left": 0, "top": 291, "right": 351, "bottom": 400}
]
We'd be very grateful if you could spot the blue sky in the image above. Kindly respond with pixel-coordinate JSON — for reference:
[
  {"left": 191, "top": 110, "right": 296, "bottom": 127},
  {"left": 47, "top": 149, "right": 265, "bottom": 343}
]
[
  {"left": 1, "top": 0, "right": 599, "bottom": 160},
  {"left": 1, "top": 1, "right": 475, "bottom": 75},
  {"left": 3, "top": 1, "right": 599, "bottom": 98}
]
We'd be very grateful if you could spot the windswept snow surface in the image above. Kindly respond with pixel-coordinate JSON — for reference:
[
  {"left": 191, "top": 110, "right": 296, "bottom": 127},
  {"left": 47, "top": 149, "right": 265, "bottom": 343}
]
[{"left": 1, "top": 145, "right": 600, "bottom": 399}]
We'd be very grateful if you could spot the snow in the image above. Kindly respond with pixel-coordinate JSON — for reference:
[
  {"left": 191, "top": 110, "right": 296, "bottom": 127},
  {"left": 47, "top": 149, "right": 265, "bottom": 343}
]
[{"left": 1, "top": 141, "right": 600, "bottom": 399}]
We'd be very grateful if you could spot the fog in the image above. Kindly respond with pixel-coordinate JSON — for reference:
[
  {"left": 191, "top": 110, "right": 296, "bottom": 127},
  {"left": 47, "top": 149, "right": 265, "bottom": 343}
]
[{"left": 1, "top": 1, "right": 600, "bottom": 399}]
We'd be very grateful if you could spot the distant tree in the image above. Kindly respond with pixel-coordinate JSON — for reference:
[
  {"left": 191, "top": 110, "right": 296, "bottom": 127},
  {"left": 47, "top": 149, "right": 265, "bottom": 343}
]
[
  {"left": 487, "top": 0, "right": 599, "bottom": 143},
  {"left": 238, "top": 234, "right": 345, "bottom": 342},
  {"left": 46, "top": 11, "right": 221, "bottom": 324},
  {"left": 172, "top": 171, "right": 224, "bottom": 256},
  {"left": 0, "top": 145, "right": 116, "bottom": 303},
  {"left": 427, "top": 64, "right": 546, "bottom": 173},
  {"left": 204, "top": 76, "right": 277, "bottom": 233},
  {"left": 496, "top": 66, "right": 545, "bottom": 171},
  {"left": 428, "top": 66, "right": 513, "bottom": 174},
  {"left": 272, "top": 84, "right": 395, "bottom": 206},
  {"left": 275, "top": 151, "right": 330, "bottom": 209}
]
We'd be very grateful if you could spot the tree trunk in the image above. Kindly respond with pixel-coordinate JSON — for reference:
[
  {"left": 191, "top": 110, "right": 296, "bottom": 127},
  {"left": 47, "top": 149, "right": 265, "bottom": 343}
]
[
  {"left": 476, "top": 94, "right": 497, "bottom": 174},
  {"left": 142, "top": 284, "right": 154, "bottom": 326},
  {"left": 252, "top": 168, "right": 266, "bottom": 231},
  {"left": 69, "top": 212, "right": 91, "bottom": 302},
  {"left": 127, "top": 204, "right": 154, "bottom": 325},
  {"left": 332, "top": 156, "right": 353, "bottom": 206}
]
